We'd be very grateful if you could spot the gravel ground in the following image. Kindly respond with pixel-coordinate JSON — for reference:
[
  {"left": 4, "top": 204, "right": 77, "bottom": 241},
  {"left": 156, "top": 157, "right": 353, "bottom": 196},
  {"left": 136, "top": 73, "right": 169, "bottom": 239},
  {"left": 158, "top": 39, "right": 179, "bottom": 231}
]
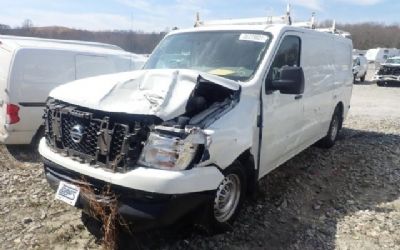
[{"left": 1, "top": 78, "right": 399, "bottom": 249}]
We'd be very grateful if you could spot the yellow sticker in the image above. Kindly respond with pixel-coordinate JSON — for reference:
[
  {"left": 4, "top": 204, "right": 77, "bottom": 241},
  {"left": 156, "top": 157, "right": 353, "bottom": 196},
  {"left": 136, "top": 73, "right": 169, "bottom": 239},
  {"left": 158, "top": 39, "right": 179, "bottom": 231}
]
[{"left": 208, "top": 68, "right": 235, "bottom": 76}]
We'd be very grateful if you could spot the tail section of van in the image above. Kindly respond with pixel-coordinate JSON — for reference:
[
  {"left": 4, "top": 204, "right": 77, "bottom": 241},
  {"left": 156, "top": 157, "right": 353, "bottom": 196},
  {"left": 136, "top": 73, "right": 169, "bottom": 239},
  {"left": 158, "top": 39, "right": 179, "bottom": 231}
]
[
  {"left": 0, "top": 36, "right": 147, "bottom": 145},
  {"left": 0, "top": 44, "right": 24, "bottom": 144}
]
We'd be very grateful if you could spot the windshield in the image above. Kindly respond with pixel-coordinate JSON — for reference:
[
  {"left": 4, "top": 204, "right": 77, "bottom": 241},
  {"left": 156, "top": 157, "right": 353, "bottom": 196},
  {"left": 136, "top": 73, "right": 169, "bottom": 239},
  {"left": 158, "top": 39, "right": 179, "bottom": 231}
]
[
  {"left": 385, "top": 58, "right": 400, "bottom": 64},
  {"left": 144, "top": 31, "right": 271, "bottom": 81}
]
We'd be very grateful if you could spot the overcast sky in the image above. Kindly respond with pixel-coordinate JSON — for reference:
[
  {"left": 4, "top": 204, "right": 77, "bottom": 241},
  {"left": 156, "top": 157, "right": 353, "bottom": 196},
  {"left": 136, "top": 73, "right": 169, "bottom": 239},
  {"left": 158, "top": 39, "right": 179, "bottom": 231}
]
[{"left": 0, "top": 0, "right": 396, "bottom": 31}]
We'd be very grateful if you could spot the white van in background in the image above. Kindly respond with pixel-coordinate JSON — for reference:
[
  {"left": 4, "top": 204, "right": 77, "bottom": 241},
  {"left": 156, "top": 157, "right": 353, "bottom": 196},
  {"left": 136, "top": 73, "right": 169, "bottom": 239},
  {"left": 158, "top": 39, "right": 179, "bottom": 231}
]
[
  {"left": 39, "top": 10, "right": 353, "bottom": 232},
  {"left": 0, "top": 35, "right": 147, "bottom": 145},
  {"left": 353, "top": 55, "right": 368, "bottom": 82},
  {"left": 365, "top": 48, "right": 399, "bottom": 64}
]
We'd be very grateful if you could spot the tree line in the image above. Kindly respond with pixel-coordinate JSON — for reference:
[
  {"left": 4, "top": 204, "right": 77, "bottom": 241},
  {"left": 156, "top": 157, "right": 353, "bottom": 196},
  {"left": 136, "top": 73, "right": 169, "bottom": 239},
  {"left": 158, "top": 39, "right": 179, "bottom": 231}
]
[
  {"left": 337, "top": 23, "right": 400, "bottom": 50},
  {"left": 0, "top": 21, "right": 166, "bottom": 54},
  {"left": 0, "top": 20, "right": 399, "bottom": 53}
]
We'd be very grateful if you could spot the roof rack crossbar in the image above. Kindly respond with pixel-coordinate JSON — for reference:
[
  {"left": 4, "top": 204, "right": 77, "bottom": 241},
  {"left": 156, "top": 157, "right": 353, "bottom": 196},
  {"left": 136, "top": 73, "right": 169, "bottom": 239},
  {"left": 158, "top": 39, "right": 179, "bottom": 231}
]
[
  {"left": 193, "top": 7, "right": 350, "bottom": 39},
  {"left": 194, "top": 4, "right": 317, "bottom": 29}
]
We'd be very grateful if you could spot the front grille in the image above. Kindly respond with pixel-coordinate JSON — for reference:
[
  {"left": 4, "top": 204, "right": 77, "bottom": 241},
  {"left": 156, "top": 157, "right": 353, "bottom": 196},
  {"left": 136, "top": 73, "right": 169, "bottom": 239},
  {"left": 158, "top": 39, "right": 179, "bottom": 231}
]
[
  {"left": 378, "top": 65, "right": 400, "bottom": 76},
  {"left": 61, "top": 115, "right": 100, "bottom": 157},
  {"left": 109, "top": 124, "right": 127, "bottom": 161},
  {"left": 44, "top": 100, "right": 152, "bottom": 172}
]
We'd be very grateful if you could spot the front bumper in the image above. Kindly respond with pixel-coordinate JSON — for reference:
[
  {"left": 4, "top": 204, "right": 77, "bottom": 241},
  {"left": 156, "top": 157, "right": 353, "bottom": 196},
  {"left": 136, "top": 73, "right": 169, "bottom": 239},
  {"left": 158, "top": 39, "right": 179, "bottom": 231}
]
[
  {"left": 44, "top": 159, "right": 214, "bottom": 231},
  {"left": 374, "top": 75, "right": 400, "bottom": 82},
  {"left": 38, "top": 138, "right": 224, "bottom": 194}
]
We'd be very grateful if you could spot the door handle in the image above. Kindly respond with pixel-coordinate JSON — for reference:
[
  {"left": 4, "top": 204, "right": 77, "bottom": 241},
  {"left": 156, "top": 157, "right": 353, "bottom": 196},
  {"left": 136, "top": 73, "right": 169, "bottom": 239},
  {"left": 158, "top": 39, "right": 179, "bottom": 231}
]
[{"left": 294, "top": 95, "right": 303, "bottom": 100}]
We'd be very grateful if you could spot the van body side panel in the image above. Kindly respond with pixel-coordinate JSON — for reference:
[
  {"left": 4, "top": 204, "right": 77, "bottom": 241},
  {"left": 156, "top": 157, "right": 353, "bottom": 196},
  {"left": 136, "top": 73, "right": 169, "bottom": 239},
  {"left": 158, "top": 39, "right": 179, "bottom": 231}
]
[
  {"left": 301, "top": 33, "right": 336, "bottom": 145},
  {"left": 10, "top": 49, "right": 76, "bottom": 104},
  {"left": 75, "top": 54, "right": 116, "bottom": 79},
  {"left": 258, "top": 29, "right": 353, "bottom": 179},
  {"left": 6, "top": 49, "right": 75, "bottom": 143},
  {"left": 333, "top": 37, "right": 353, "bottom": 119},
  {"left": 300, "top": 34, "right": 352, "bottom": 148}
]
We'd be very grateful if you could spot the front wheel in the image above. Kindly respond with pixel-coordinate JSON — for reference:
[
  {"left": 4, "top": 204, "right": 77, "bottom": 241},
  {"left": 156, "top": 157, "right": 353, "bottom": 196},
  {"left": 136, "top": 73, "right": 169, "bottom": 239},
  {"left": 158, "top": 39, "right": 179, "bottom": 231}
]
[{"left": 197, "top": 162, "right": 247, "bottom": 233}]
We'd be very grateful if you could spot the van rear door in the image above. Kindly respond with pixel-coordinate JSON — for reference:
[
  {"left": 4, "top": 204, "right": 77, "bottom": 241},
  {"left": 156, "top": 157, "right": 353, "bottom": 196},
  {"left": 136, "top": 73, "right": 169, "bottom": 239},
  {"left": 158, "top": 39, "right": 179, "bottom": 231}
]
[{"left": 0, "top": 46, "right": 13, "bottom": 137}]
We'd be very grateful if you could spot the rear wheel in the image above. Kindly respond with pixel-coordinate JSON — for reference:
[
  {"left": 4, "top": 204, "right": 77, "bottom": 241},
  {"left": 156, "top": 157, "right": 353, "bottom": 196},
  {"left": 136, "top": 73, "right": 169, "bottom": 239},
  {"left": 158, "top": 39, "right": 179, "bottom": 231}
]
[
  {"left": 316, "top": 106, "right": 342, "bottom": 148},
  {"left": 360, "top": 74, "right": 366, "bottom": 82},
  {"left": 377, "top": 81, "right": 384, "bottom": 87}
]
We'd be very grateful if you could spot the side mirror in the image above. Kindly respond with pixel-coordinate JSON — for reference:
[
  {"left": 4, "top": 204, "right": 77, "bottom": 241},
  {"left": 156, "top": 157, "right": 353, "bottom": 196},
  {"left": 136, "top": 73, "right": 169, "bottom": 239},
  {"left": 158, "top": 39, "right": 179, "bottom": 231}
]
[{"left": 270, "top": 66, "right": 304, "bottom": 95}]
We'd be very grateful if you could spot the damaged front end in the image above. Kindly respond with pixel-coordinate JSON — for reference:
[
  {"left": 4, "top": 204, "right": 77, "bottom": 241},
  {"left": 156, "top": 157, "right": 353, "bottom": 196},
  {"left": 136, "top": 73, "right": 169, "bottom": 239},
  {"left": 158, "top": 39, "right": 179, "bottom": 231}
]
[
  {"left": 375, "top": 64, "right": 400, "bottom": 82},
  {"left": 44, "top": 73, "right": 240, "bottom": 172},
  {"left": 138, "top": 126, "right": 208, "bottom": 171},
  {"left": 44, "top": 99, "right": 156, "bottom": 172}
]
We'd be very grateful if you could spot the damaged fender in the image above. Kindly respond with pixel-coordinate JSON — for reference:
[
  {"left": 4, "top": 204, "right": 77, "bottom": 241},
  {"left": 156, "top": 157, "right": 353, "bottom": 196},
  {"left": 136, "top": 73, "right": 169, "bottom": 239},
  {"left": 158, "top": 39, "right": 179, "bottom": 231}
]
[{"left": 200, "top": 92, "right": 259, "bottom": 170}]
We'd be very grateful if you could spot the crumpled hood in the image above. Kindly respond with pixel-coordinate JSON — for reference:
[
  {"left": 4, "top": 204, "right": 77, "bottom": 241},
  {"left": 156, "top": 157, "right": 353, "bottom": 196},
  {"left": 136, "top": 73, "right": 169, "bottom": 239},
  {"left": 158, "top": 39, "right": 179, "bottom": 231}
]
[{"left": 49, "top": 69, "right": 240, "bottom": 121}]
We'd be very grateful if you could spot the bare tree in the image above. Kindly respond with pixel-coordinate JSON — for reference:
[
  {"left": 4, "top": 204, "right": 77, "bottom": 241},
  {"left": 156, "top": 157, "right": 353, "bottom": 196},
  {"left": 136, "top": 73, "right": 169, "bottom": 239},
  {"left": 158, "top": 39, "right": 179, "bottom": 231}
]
[
  {"left": 0, "top": 24, "right": 11, "bottom": 30},
  {"left": 21, "top": 19, "right": 33, "bottom": 29}
]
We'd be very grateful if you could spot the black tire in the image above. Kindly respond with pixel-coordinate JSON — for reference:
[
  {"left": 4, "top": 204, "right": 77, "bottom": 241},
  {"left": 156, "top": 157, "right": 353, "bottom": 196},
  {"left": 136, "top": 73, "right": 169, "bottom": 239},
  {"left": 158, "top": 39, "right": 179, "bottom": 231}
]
[
  {"left": 316, "top": 106, "right": 342, "bottom": 148},
  {"left": 377, "top": 81, "right": 384, "bottom": 87},
  {"left": 197, "top": 162, "right": 247, "bottom": 234},
  {"left": 360, "top": 74, "right": 366, "bottom": 82}
]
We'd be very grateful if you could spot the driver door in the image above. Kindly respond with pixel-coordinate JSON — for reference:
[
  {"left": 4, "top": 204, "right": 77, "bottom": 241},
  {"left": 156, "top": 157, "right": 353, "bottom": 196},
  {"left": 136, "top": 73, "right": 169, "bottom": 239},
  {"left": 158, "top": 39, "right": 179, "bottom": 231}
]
[{"left": 259, "top": 34, "right": 305, "bottom": 177}]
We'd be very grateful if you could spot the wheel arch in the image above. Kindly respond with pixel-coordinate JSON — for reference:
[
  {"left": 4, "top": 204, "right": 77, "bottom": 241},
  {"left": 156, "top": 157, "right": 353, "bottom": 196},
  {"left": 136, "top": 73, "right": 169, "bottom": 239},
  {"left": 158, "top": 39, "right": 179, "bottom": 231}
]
[
  {"left": 234, "top": 149, "right": 258, "bottom": 196},
  {"left": 336, "top": 101, "right": 344, "bottom": 129},
  {"left": 30, "top": 125, "right": 45, "bottom": 146}
]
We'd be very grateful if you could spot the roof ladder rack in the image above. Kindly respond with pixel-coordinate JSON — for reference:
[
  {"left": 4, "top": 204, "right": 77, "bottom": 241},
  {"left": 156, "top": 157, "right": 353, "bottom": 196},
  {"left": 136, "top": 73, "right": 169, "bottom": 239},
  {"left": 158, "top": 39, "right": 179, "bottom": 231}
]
[
  {"left": 194, "top": 4, "right": 317, "bottom": 29},
  {"left": 193, "top": 5, "right": 351, "bottom": 39}
]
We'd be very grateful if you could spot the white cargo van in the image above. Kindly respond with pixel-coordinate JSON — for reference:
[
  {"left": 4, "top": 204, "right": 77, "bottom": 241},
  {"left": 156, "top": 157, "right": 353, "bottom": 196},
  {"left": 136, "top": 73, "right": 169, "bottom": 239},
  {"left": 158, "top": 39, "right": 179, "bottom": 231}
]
[
  {"left": 39, "top": 11, "right": 353, "bottom": 233},
  {"left": 353, "top": 55, "right": 368, "bottom": 82},
  {"left": 365, "top": 48, "right": 400, "bottom": 64},
  {"left": 0, "top": 35, "right": 146, "bottom": 145}
]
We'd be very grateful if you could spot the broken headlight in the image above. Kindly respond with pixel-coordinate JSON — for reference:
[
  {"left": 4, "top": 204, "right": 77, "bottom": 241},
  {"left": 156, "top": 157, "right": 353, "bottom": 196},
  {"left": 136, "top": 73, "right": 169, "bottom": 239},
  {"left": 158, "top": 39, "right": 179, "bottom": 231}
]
[{"left": 138, "top": 128, "right": 206, "bottom": 171}]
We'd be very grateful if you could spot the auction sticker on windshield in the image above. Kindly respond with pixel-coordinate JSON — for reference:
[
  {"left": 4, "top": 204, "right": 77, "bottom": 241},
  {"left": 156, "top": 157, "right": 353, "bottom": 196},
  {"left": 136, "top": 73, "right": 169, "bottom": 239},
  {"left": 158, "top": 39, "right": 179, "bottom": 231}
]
[
  {"left": 55, "top": 181, "right": 80, "bottom": 206},
  {"left": 239, "top": 33, "right": 269, "bottom": 43}
]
